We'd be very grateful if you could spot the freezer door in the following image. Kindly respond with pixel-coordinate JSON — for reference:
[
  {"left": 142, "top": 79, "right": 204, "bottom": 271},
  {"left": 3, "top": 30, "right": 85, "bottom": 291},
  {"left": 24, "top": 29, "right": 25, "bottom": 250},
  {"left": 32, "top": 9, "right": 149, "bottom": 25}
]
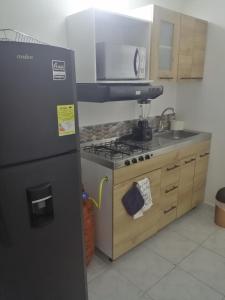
[
  {"left": 0, "top": 152, "right": 87, "bottom": 300},
  {"left": 0, "top": 42, "right": 79, "bottom": 167}
]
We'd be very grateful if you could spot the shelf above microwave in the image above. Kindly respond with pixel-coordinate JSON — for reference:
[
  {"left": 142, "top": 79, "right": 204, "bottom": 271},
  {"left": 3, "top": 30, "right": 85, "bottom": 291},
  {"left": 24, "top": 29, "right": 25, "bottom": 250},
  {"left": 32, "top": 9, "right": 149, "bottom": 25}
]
[{"left": 67, "top": 8, "right": 151, "bottom": 84}]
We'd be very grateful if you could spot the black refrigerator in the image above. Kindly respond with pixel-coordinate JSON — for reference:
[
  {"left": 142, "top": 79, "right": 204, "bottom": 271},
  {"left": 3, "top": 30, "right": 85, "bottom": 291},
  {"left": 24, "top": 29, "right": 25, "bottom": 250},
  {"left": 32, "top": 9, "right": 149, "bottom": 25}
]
[{"left": 0, "top": 41, "right": 88, "bottom": 299}]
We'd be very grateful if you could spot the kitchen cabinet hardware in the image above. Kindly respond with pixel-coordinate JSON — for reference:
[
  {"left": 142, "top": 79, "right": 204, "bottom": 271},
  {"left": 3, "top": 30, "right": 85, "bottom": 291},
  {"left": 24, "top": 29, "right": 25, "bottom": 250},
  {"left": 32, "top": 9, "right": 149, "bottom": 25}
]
[
  {"left": 124, "top": 160, "right": 131, "bottom": 166},
  {"left": 200, "top": 152, "right": 209, "bottom": 158},
  {"left": 166, "top": 164, "right": 180, "bottom": 171},
  {"left": 150, "top": 6, "right": 208, "bottom": 81},
  {"left": 164, "top": 206, "right": 176, "bottom": 214},
  {"left": 185, "top": 158, "right": 196, "bottom": 164},
  {"left": 159, "top": 77, "right": 174, "bottom": 79},
  {"left": 165, "top": 185, "right": 178, "bottom": 194},
  {"left": 180, "top": 77, "right": 203, "bottom": 79}
]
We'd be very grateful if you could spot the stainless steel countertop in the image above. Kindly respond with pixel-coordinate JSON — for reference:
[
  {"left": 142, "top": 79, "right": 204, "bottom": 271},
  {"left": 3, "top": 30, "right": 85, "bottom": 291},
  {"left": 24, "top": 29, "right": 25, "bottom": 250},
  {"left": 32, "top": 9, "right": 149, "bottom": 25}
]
[{"left": 81, "top": 130, "right": 212, "bottom": 169}]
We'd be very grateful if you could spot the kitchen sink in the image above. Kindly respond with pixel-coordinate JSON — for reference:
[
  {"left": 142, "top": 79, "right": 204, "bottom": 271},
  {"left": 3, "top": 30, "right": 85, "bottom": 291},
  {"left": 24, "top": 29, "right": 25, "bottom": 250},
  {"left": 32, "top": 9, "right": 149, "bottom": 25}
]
[{"left": 157, "top": 130, "right": 199, "bottom": 140}]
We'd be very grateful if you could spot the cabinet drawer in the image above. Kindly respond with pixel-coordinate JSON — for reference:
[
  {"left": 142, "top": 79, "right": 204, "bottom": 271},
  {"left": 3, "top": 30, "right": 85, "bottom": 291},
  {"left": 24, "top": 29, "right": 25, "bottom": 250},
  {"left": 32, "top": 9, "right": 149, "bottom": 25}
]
[
  {"left": 160, "top": 183, "right": 179, "bottom": 209},
  {"left": 113, "top": 150, "right": 177, "bottom": 185},
  {"left": 161, "top": 161, "right": 180, "bottom": 187},
  {"left": 159, "top": 202, "right": 177, "bottom": 230}
]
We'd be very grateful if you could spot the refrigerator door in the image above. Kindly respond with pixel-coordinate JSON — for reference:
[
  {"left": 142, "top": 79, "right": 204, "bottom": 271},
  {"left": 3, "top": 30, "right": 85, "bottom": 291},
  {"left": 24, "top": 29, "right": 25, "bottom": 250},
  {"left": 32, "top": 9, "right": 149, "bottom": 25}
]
[
  {"left": 0, "top": 42, "right": 79, "bottom": 167},
  {"left": 0, "top": 152, "right": 87, "bottom": 300}
]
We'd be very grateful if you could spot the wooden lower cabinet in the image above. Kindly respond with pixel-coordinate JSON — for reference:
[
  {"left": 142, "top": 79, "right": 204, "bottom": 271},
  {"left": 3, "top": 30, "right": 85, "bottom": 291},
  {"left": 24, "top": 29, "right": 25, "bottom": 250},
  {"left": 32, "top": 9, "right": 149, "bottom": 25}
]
[
  {"left": 112, "top": 139, "right": 211, "bottom": 259},
  {"left": 113, "top": 169, "right": 161, "bottom": 259},
  {"left": 177, "top": 155, "right": 196, "bottom": 217},
  {"left": 192, "top": 151, "right": 210, "bottom": 207}
]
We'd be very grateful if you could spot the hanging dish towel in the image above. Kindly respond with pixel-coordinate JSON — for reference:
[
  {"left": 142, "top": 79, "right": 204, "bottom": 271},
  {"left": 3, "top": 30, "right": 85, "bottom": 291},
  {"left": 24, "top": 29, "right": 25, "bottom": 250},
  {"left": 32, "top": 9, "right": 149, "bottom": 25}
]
[
  {"left": 133, "top": 178, "right": 153, "bottom": 219},
  {"left": 122, "top": 183, "right": 145, "bottom": 217}
]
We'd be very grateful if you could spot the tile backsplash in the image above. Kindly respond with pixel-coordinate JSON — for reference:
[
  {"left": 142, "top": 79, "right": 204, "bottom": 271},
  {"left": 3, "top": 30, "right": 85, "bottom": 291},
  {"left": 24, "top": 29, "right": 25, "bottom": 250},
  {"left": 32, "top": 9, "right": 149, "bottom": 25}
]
[
  {"left": 80, "top": 120, "right": 136, "bottom": 143},
  {"left": 79, "top": 114, "right": 175, "bottom": 143}
]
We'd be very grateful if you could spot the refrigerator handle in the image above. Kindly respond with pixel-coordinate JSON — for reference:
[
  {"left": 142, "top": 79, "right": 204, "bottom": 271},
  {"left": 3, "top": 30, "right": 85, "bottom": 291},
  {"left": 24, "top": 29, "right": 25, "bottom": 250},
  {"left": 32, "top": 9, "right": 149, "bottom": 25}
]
[{"left": 0, "top": 203, "right": 11, "bottom": 247}]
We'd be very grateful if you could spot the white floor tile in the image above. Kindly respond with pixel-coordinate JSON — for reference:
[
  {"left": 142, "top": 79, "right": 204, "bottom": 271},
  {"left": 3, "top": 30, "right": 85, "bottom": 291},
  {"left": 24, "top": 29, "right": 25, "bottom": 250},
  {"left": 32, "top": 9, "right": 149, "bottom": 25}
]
[
  {"left": 168, "top": 205, "right": 218, "bottom": 243},
  {"left": 114, "top": 245, "right": 174, "bottom": 291},
  {"left": 148, "top": 268, "right": 223, "bottom": 300},
  {"left": 87, "top": 255, "right": 109, "bottom": 282},
  {"left": 87, "top": 204, "right": 223, "bottom": 299},
  {"left": 203, "top": 228, "right": 225, "bottom": 258},
  {"left": 179, "top": 247, "right": 225, "bottom": 295},
  {"left": 145, "top": 227, "right": 198, "bottom": 264},
  {"left": 88, "top": 269, "right": 142, "bottom": 300}
]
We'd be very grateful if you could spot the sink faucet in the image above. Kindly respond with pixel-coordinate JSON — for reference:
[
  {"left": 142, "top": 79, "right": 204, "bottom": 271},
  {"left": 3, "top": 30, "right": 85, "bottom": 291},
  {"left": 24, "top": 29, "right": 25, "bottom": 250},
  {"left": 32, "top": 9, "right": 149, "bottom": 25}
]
[{"left": 157, "top": 107, "right": 175, "bottom": 132}]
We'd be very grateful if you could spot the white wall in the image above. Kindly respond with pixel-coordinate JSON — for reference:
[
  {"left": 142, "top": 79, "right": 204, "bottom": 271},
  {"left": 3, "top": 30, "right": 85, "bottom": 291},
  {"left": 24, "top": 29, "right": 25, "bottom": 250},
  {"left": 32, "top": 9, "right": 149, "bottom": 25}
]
[
  {"left": 175, "top": 0, "right": 225, "bottom": 205},
  {"left": 132, "top": 0, "right": 222, "bottom": 206},
  {"left": 0, "top": 0, "right": 79, "bottom": 47}
]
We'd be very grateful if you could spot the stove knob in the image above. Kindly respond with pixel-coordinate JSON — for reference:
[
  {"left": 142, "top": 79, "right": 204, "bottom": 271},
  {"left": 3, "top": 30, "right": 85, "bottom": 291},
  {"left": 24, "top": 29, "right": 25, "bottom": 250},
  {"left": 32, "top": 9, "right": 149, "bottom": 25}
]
[
  {"left": 145, "top": 154, "right": 150, "bottom": 160},
  {"left": 139, "top": 156, "right": 144, "bottom": 161},
  {"left": 124, "top": 160, "right": 131, "bottom": 166},
  {"left": 132, "top": 158, "right": 138, "bottom": 164}
]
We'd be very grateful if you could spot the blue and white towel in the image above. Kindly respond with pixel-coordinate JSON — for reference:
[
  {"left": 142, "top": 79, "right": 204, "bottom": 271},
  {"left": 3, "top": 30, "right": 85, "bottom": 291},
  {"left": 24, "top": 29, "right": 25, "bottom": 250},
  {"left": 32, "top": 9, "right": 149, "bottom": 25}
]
[{"left": 133, "top": 178, "right": 153, "bottom": 220}]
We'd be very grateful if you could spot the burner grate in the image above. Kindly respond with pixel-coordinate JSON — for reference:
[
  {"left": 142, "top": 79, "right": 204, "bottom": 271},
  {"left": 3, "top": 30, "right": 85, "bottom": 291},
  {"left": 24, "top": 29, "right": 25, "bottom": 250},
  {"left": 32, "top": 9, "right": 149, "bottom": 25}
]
[{"left": 82, "top": 140, "right": 147, "bottom": 160}]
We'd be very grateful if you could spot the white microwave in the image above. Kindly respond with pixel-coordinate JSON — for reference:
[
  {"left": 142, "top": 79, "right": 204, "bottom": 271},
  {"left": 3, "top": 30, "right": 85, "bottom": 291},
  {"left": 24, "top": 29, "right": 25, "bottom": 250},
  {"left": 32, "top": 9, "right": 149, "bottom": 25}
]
[{"left": 96, "top": 43, "right": 146, "bottom": 80}]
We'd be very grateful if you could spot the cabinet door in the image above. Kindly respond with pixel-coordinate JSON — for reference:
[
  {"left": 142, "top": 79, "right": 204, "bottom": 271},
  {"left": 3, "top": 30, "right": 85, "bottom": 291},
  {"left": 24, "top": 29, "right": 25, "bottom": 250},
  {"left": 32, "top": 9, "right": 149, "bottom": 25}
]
[
  {"left": 191, "top": 19, "right": 208, "bottom": 78},
  {"left": 113, "top": 169, "right": 161, "bottom": 259},
  {"left": 177, "top": 155, "right": 196, "bottom": 217},
  {"left": 178, "top": 15, "right": 195, "bottom": 79},
  {"left": 192, "top": 151, "right": 210, "bottom": 207},
  {"left": 151, "top": 6, "right": 180, "bottom": 80},
  {"left": 178, "top": 15, "right": 208, "bottom": 79}
]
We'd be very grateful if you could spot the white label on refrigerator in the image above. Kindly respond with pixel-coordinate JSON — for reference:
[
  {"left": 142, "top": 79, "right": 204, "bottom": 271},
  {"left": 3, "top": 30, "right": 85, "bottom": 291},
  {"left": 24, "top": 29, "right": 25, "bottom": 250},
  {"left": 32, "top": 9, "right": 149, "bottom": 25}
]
[{"left": 52, "top": 60, "right": 66, "bottom": 80}]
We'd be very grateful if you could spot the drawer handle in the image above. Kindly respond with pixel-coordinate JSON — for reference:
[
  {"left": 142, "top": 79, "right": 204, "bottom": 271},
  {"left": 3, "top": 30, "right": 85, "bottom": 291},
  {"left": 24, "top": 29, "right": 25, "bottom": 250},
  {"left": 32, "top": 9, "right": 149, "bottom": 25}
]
[
  {"left": 166, "top": 165, "right": 179, "bottom": 171},
  {"left": 159, "top": 77, "right": 174, "bottom": 79},
  {"left": 165, "top": 185, "right": 178, "bottom": 194},
  {"left": 164, "top": 206, "right": 176, "bottom": 214},
  {"left": 185, "top": 158, "right": 196, "bottom": 164},
  {"left": 200, "top": 152, "right": 209, "bottom": 158}
]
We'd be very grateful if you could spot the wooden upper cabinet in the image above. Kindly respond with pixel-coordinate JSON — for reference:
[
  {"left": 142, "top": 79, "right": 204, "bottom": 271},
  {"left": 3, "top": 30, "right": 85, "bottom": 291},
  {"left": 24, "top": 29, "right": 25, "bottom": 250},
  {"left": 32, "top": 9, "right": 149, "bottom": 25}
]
[
  {"left": 178, "top": 15, "right": 195, "bottom": 79},
  {"left": 150, "top": 6, "right": 208, "bottom": 81},
  {"left": 150, "top": 6, "right": 180, "bottom": 80},
  {"left": 178, "top": 15, "right": 208, "bottom": 79},
  {"left": 191, "top": 18, "right": 208, "bottom": 78}
]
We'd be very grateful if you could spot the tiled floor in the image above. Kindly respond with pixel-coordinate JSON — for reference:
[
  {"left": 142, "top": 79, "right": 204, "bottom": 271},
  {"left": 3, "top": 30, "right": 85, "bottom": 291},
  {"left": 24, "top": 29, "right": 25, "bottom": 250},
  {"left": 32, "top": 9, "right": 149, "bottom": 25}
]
[{"left": 87, "top": 204, "right": 225, "bottom": 300}]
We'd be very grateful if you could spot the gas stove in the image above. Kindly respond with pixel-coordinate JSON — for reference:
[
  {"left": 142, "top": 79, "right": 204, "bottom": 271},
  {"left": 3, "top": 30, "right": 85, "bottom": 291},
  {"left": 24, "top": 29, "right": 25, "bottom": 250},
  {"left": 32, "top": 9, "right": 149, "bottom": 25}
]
[{"left": 81, "top": 137, "right": 159, "bottom": 169}]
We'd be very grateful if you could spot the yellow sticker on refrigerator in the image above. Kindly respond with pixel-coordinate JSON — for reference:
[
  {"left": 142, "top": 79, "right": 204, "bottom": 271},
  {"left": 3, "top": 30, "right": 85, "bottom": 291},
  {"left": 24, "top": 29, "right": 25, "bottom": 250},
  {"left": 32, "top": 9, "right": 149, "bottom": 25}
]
[{"left": 57, "top": 105, "right": 75, "bottom": 136}]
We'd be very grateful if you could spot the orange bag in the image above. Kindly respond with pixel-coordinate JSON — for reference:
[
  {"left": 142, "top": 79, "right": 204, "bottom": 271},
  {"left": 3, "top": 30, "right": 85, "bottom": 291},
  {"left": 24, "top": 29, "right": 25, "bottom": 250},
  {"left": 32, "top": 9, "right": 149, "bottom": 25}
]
[{"left": 83, "top": 200, "right": 95, "bottom": 266}]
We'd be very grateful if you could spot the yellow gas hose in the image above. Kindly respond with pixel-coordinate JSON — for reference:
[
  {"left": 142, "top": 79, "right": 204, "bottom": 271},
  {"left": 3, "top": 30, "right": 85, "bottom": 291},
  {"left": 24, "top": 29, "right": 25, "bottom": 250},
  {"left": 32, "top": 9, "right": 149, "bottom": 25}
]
[{"left": 89, "top": 176, "right": 109, "bottom": 209}]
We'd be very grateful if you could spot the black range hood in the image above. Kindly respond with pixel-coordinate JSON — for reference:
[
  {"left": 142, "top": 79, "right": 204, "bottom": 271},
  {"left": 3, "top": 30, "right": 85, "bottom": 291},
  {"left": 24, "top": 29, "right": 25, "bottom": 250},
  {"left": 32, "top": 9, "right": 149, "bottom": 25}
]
[{"left": 76, "top": 82, "right": 164, "bottom": 102}]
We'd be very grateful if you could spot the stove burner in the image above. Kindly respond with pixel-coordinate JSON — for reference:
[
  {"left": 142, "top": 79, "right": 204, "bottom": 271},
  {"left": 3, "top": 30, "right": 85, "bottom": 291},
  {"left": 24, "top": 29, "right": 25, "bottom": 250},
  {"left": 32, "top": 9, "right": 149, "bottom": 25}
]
[{"left": 82, "top": 140, "right": 147, "bottom": 161}]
